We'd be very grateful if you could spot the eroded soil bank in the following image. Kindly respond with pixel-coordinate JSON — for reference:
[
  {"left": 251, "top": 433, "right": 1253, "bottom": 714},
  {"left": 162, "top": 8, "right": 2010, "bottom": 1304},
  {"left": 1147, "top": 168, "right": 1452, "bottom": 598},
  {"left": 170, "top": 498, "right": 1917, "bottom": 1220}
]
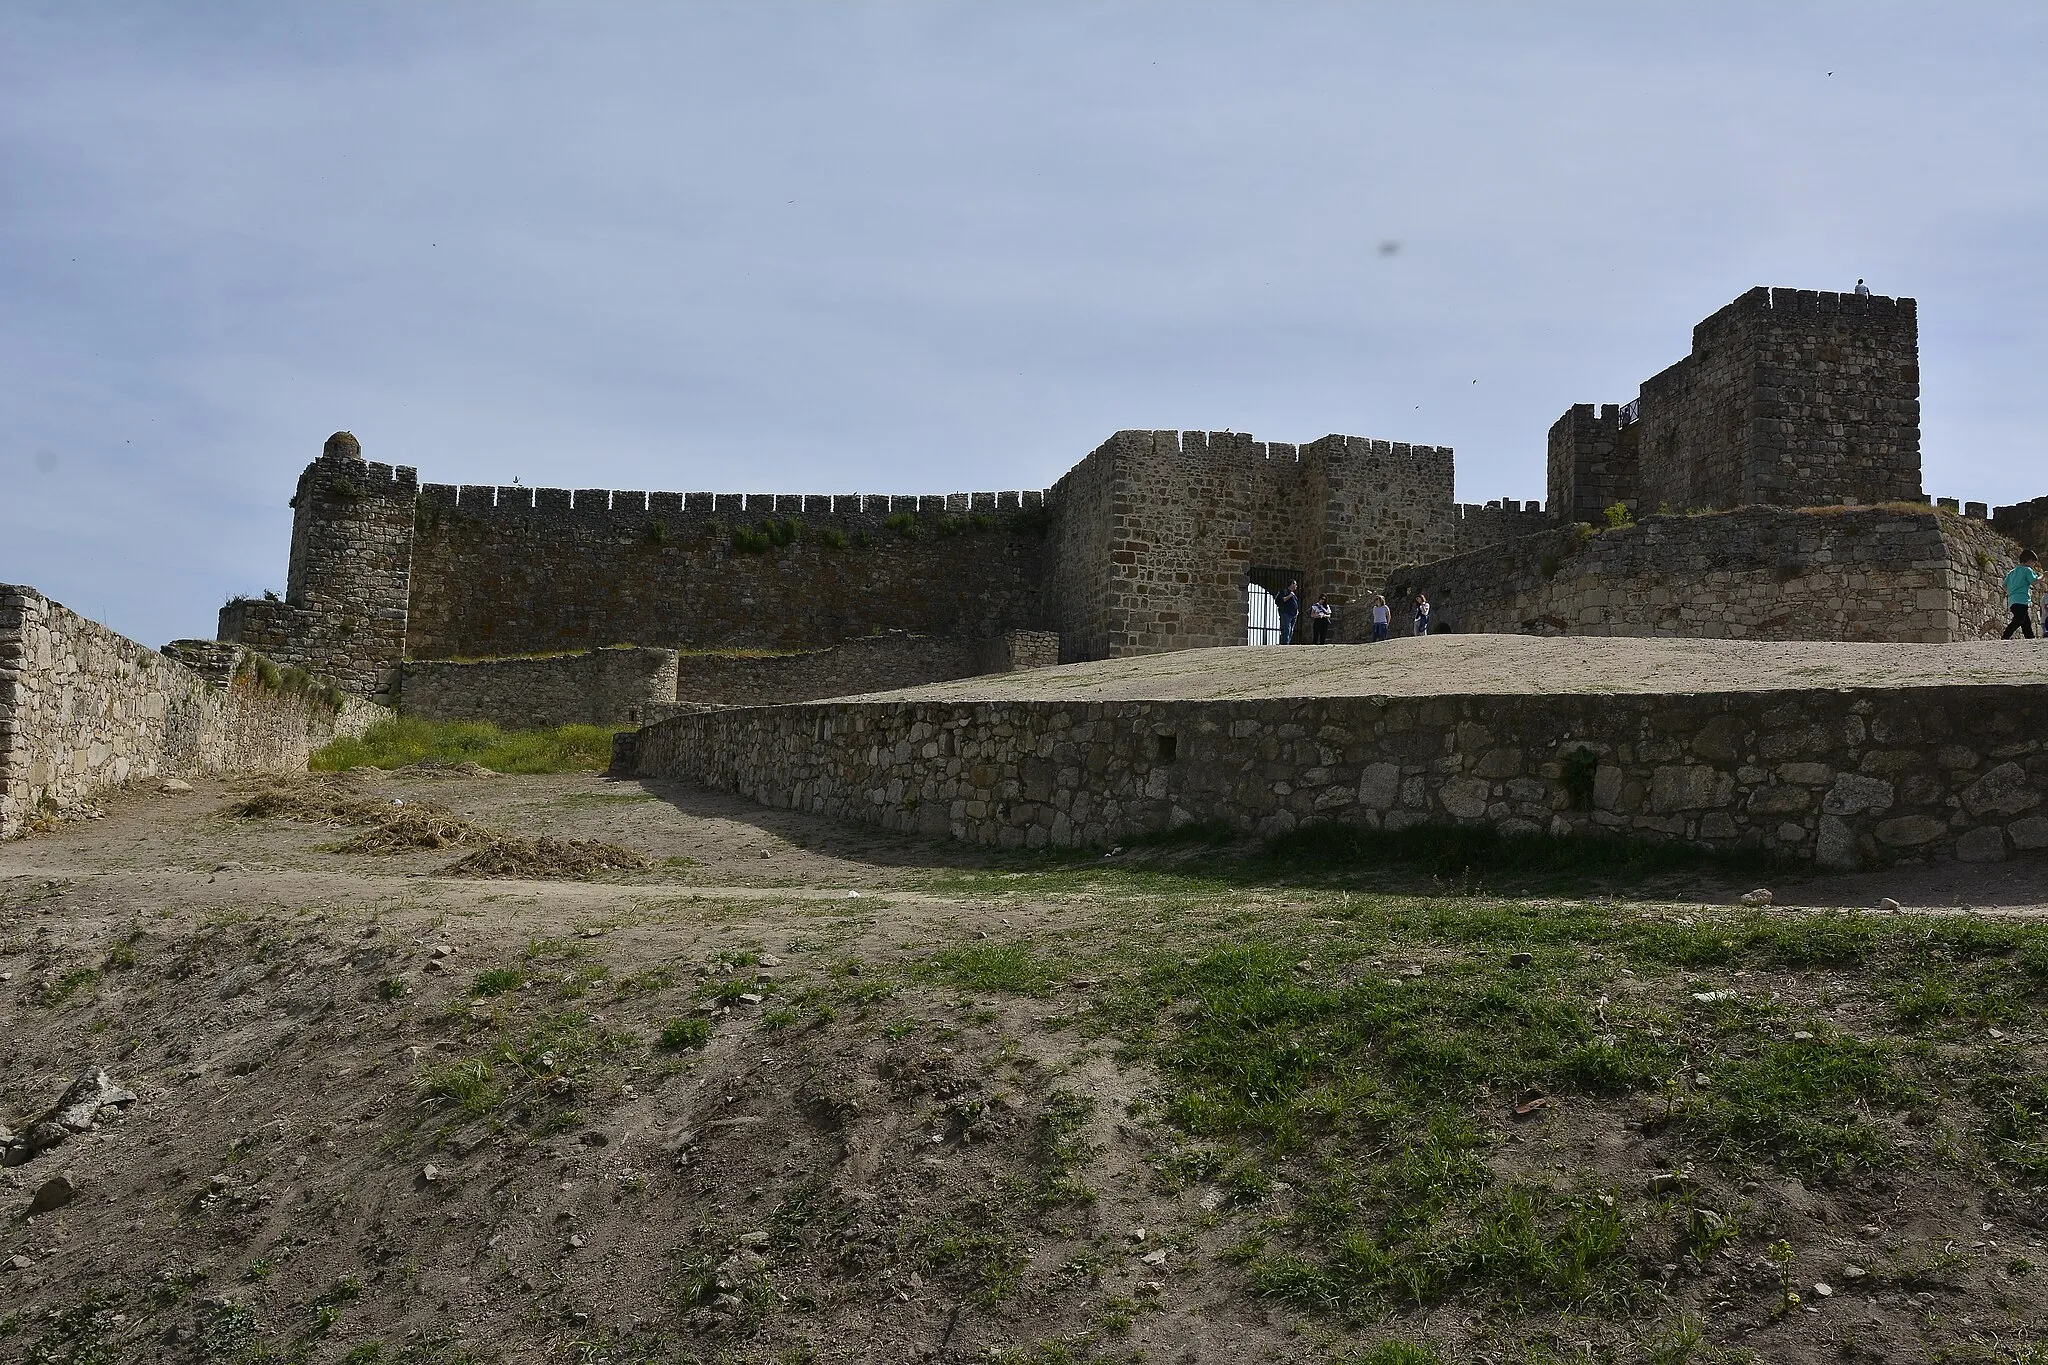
[{"left": 3, "top": 772, "right": 2047, "bottom": 1364}]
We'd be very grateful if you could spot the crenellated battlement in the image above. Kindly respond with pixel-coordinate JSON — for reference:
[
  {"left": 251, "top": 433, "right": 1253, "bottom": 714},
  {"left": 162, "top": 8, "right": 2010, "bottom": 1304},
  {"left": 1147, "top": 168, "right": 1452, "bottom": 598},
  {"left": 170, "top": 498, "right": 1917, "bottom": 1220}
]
[
  {"left": 415, "top": 483, "right": 1048, "bottom": 525},
  {"left": 1708, "top": 284, "right": 1916, "bottom": 330}
]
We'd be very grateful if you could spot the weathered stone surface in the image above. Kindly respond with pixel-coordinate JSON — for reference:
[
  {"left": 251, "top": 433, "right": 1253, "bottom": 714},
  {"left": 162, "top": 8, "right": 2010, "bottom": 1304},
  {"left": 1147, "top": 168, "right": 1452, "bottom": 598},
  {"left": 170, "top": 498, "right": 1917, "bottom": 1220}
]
[
  {"left": 1388, "top": 504, "right": 2014, "bottom": 646},
  {"left": 26, "top": 1173, "right": 76, "bottom": 1215},
  {"left": 1956, "top": 826, "right": 2007, "bottom": 863},
  {"left": 397, "top": 632, "right": 1062, "bottom": 730},
  {"left": 1960, "top": 762, "right": 2041, "bottom": 818},
  {"left": 627, "top": 665, "right": 2048, "bottom": 868},
  {"left": 1822, "top": 773, "right": 1894, "bottom": 816},
  {"left": 1815, "top": 816, "right": 1858, "bottom": 869},
  {"left": 3, "top": 589, "right": 384, "bottom": 841},
  {"left": 2008, "top": 816, "right": 2048, "bottom": 851},
  {"left": 1874, "top": 815, "right": 1947, "bottom": 848}
]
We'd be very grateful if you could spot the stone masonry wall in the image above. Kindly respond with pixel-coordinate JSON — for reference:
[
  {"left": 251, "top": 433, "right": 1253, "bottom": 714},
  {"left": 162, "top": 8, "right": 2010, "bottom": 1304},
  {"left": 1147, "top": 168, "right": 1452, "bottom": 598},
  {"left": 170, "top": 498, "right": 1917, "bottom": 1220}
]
[
  {"left": 1993, "top": 496, "right": 2048, "bottom": 558},
  {"left": 1046, "top": 436, "right": 1119, "bottom": 663},
  {"left": 623, "top": 682, "right": 2048, "bottom": 870},
  {"left": 398, "top": 630, "right": 1062, "bottom": 729},
  {"left": 1547, "top": 403, "right": 1641, "bottom": 524},
  {"left": 400, "top": 647, "right": 682, "bottom": 730},
  {"left": 1386, "top": 506, "right": 2013, "bottom": 643},
  {"left": 220, "top": 433, "right": 417, "bottom": 703},
  {"left": 2, "top": 585, "right": 385, "bottom": 838},
  {"left": 1633, "top": 288, "right": 1920, "bottom": 513},
  {"left": 1081, "top": 429, "right": 1458, "bottom": 659},
  {"left": 403, "top": 487, "right": 1052, "bottom": 662},
  {"left": 1451, "top": 500, "right": 1553, "bottom": 556}
]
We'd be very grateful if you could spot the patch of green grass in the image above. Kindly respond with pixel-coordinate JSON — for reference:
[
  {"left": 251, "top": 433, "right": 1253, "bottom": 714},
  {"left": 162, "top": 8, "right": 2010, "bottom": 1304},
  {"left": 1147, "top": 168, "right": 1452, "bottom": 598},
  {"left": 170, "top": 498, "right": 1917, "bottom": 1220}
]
[
  {"left": 1341, "top": 1343, "right": 1446, "bottom": 1365},
  {"left": 1038, "top": 1088, "right": 1096, "bottom": 1205},
  {"left": 302, "top": 1276, "right": 363, "bottom": 1342},
  {"left": 38, "top": 966, "right": 98, "bottom": 1008},
  {"left": 1973, "top": 1063, "right": 2048, "bottom": 1182},
  {"left": 658, "top": 1017, "right": 712, "bottom": 1050},
  {"left": 24, "top": 1290, "right": 125, "bottom": 1365},
  {"left": 926, "top": 941, "right": 1064, "bottom": 996},
  {"left": 193, "top": 1297, "right": 259, "bottom": 1363},
  {"left": 1683, "top": 1035, "right": 1919, "bottom": 1175},
  {"left": 906, "top": 1204, "right": 1030, "bottom": 1305},
  {"left": 311, "top": 717, "right": 618, "bottom": 773},
  {"left": 469, "top": 967, "right": 524, "bottom": 997},
  {"left": 1252, "top": 1182, "right": 1634, "bottom": 1315},
  {"left": 419, "top": 1059, "right": 500, "bottom": 1117}
]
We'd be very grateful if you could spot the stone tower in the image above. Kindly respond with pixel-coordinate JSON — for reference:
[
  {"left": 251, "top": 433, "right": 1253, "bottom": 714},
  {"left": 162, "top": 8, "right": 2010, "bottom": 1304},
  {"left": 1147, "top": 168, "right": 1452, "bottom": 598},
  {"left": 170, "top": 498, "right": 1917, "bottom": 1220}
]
[
  {"left": 1548, "top": 286, "right": 1921, "bottom": 518},
  {"left": 218, "top": 432, "right": 417, "bottom": 700}
]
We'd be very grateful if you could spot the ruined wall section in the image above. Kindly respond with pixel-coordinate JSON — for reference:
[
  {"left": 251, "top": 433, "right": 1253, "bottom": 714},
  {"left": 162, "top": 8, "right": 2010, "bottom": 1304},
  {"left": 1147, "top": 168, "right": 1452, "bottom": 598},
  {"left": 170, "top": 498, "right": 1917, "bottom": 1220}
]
[
  {"left": 219, "top": 432, "right": 417, "bottom": 701},
  {"left": 3, "top": 585, "right": 384, "bottom": 838},
  {"left": 1387, "top": 506, "right": 2011, "bottom": 644},
  {"left": 1635, "top": 288, "right": 1919, "bottom": 513},
  {"left": 402, "top": 485, "right": 1051, "bottom": 660}
]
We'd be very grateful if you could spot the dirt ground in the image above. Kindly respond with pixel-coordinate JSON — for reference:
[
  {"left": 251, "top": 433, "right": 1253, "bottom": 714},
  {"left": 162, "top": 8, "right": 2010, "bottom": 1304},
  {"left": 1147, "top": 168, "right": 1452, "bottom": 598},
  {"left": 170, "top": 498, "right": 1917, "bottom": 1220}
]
[
  {"left": 863, "top": 636, "right": 2048, "bottom": 704},
  {"left": 3, "top": 773, "right": 2047, "bottom": 1365}
]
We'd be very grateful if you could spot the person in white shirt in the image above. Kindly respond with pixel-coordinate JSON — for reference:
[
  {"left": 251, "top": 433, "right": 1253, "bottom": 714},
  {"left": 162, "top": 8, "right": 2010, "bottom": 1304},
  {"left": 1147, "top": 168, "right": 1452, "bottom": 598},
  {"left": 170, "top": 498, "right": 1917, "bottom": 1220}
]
[
  {"left": 1854, "top": 279, "right": 1871, "bottom": 296},
  {"left": 1370, "top": 594, "right": 1391, "bottom": 643},
  {"left": 1309, "top": 595, "right": 1333, "bottom": 644}
]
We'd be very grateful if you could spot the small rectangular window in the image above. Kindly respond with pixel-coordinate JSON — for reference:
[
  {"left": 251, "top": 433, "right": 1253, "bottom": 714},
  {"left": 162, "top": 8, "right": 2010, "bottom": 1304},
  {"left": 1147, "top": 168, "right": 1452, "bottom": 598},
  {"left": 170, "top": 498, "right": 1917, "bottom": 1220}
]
[{"left": 1155, "top": 733, "right": 1178, "bottom": 764}]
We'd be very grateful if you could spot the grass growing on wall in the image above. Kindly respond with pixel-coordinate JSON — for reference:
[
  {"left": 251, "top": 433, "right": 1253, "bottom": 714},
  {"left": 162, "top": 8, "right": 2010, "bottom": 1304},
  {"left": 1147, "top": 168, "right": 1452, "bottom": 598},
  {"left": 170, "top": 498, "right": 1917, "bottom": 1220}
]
[{"left": 310, "top": 718, "right": 619, "bottom": 774}]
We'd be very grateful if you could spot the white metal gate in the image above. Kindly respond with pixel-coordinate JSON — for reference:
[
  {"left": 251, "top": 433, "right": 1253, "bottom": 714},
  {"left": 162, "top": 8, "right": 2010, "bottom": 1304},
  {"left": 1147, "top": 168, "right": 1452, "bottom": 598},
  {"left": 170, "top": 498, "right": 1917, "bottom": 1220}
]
[{"left": 1247, "top": 583, "right": 1281, "bottom": 645}]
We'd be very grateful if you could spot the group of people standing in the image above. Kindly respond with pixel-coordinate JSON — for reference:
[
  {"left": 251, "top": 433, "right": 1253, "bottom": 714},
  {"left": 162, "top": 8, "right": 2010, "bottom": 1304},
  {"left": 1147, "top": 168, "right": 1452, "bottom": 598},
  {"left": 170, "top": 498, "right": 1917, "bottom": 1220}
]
[{"left": 1273, "top": 581, "right": 1430, "bottom": 645}]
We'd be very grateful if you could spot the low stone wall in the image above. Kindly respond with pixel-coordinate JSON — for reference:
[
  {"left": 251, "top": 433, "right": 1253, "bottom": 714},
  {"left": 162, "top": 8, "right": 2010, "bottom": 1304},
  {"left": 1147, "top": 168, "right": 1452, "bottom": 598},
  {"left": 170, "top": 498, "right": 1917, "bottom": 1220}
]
[
  {"left": 399, "top": 631, "right": 1063, "bottom": 729},
  {"left": 623, "top": 682, "right": 2048, "bottom": 870},
  {"left": 399, "top": 647, "right": 681, "bottom": 729},
  {"left": 1386, "top": 505, "right": 2014, "bottom": 642},
  {"left": 2, "top": 585, "right": 385, "bottom": 838}
]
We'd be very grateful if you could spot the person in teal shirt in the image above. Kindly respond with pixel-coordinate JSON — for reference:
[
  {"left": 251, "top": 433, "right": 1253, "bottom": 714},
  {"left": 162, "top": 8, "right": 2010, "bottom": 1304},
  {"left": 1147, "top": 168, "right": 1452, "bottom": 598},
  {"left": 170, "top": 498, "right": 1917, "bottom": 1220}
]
[{"left": 2003, "top": 550, "right": 2040, "bottom": 639}]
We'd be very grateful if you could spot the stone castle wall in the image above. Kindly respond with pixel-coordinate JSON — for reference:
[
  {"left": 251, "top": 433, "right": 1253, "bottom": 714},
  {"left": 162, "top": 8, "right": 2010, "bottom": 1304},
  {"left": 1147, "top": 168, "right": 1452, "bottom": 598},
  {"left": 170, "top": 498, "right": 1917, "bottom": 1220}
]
[
  {"left": 2, "top": 585, "right": 385, "bottom": 838},
  {"left": 621, "top": 678, "right": 2048, "bottom": 870},
  {"left": 1386, "top": 505, "right": 2014, "bottom": 643},
  {"left": 1548, "top": 404, "right": 1640, "bottom": 524},
  {"left": 397, "top": 630, "right": 1061, "bottom": 729},
  {"left": 1045, "top": 435, "right": 1118, "bottom": 662},
  {"left": 1993, "top": 496, "right": 2048, "bottom": 558},
  {"left": 222, "top": 433, "right": 418, "bottom": 702},
  {"left": 1078, "top": 429, "right": 1458, "bottom": 657},
  {"left": 1550, "top": 288, "right": 1920, "bottom": 517},
  {"left": 1451, "top": 499, "right": 1552, "bottom": 556},
  {"left": 403, "top": 485, "right": 1053, "bottom": 661}
]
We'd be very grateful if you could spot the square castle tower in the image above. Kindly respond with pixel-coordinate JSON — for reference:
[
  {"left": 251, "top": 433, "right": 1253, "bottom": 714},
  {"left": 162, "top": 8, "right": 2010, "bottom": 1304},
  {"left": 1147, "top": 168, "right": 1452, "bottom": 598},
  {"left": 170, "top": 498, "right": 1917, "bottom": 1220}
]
[{"left": 1547, "top": 286, "right": 1921, "bottom": 521}]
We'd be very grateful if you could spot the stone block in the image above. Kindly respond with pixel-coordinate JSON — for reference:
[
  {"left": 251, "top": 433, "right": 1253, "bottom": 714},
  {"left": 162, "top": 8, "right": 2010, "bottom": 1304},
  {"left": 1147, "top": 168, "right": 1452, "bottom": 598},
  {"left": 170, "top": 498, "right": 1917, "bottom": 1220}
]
[
  {"left": 1956, "top": 825, "right": 2006, "bottom": 862},
  {"left": 1821, "top": 772, "right": 1894, "bottom": 816},
  {"left": 1960, "top": 762, "right": 2041, "bottom": 818},
  {"left": 1874, "top": 815, "right": 1946, "bottom": 848},
  {"left": 2008, "top": 816, "right": 2048, "bottom": 850}
]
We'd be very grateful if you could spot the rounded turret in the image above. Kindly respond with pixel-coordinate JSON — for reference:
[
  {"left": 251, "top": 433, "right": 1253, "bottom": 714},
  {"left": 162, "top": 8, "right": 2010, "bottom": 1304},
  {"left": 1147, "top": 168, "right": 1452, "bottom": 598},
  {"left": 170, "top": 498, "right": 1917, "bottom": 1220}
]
[{"left": 323, "top": 431, "right": 363, "bottom": 461}]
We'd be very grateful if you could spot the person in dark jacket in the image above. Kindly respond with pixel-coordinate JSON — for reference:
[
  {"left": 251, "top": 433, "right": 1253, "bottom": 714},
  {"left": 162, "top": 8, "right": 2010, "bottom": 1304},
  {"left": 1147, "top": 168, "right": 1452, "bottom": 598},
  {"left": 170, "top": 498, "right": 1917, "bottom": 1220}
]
[{"left": 1277, "top": 581, "right": 1300, "bottom": 644}]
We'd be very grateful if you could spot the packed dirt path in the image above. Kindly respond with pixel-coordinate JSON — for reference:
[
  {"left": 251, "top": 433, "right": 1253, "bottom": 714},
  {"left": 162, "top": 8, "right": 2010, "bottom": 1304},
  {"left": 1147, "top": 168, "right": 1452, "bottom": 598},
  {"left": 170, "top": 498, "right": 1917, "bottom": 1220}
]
[
  {"left": 4, "top": 771, "right": 2047, "bottom": 1365},
  {"left": 865, "top": 636, "right": 2048, "bottom": 703}
]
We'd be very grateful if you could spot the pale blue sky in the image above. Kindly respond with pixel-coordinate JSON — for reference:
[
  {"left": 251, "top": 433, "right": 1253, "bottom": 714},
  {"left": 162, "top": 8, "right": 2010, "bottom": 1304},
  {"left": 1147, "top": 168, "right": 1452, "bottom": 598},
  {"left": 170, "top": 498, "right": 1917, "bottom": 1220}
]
[{"left": 4, "top": 2, "right": 2044, "bottom": 647}]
